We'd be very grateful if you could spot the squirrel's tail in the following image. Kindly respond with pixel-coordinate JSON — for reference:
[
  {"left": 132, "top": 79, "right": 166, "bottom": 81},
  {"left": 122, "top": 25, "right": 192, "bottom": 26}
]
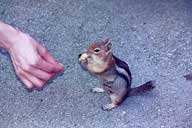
[
  {"left": 184, "top": 73, "right": 192, "bottom": 80},
  {"left": 128, "top": 80, "right": 155, "bottom": 96}
]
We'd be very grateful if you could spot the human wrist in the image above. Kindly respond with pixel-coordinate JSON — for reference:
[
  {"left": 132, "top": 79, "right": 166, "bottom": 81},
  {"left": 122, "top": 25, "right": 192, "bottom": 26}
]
[{"left": 0, "top": 21, "right": 19, "bottom": 50}]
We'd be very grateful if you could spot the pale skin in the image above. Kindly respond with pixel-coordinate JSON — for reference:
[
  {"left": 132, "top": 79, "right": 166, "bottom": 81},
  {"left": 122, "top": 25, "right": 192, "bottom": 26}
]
[{"left": 0, "top": 21, "right": 64, "bottom": 89}]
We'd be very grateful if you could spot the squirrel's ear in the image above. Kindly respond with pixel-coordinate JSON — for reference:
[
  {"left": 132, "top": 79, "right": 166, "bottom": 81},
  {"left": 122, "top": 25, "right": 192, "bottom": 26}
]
[{"left": 104, "top": 38, "right": 112, "bottom": 51}]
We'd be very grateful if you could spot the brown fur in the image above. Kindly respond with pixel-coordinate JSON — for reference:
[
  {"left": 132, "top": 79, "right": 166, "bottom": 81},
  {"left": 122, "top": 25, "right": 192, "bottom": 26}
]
[{"left": 79, "top": 39, "right": 155, "bottom": 110}]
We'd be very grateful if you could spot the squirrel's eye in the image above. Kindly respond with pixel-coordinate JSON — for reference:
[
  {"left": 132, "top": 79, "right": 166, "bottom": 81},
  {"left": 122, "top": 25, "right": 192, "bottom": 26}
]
[{"left": 94, "top": 48, "right": 100, "bottom": 53}]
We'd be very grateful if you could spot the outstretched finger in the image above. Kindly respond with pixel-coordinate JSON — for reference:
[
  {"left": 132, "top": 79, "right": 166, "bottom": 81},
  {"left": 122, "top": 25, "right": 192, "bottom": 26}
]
[
  {"left": 37, "top": 44, "right": 64, "bottom": 68},
  {"left": 19, "top": 70, "right": 45, "bottom": 88},
  {"left": 19, "top": 75, "right": 34, "bottom": 89},
  {"left": 37, "top": 43, "right": 57, "bottom": 64},
  {"left": 25, "top": 66, "right": 53, "bottom": 81},
  {"left": 36, "top": 58, "right": 63, "bottom": 73}
]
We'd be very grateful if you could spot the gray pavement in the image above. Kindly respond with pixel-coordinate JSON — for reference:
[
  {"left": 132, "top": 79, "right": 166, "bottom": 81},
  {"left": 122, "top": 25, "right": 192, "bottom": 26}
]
[{"left": 0, "top": 0, "right": 192, "bottom": 128}]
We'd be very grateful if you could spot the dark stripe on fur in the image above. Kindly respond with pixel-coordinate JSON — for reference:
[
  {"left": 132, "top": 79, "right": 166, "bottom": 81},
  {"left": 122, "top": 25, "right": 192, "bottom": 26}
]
[
  {"left": 115, "top": 72, "right": 130, "bottom": 105},
  {"left": 116, "top": 71, "right": 131, "bottom": 88},
  {"left": 113, "top": 55, "right": 132, "bottom": 84}
]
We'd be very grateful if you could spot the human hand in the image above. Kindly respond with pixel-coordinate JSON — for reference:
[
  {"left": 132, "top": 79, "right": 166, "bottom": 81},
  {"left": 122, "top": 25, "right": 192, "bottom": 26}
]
[{"left": 7, "top": 31, "right": 64, "bottom": 89}]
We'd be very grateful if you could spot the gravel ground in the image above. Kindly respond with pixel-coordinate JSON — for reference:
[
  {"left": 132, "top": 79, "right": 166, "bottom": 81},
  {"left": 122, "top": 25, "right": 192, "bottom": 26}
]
[{"left": 0, "top": 0, "right": 192, "bottom": 128}]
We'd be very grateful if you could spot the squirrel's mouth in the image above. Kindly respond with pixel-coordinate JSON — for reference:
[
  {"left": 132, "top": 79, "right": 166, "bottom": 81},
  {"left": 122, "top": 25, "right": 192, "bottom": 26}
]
[{"left": 79, "top": 53, "right": 89, "bottom": 61}]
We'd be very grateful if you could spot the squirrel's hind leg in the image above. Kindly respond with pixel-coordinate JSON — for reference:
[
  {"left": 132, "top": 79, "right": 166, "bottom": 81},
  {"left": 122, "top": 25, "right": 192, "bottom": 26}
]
[{"left": 102, "top": 94, "right": 121, "bottom": 111}]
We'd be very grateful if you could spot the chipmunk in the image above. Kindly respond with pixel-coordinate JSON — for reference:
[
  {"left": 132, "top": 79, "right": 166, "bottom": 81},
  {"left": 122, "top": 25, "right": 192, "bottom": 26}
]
[{"left": 78, "top": 39, "right": 155, "bottom": 110}]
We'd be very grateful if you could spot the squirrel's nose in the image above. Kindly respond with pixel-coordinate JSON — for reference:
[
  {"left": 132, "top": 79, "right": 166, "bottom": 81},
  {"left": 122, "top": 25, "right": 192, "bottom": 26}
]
[{"left": 78, "top": 54, "right": 82, "bottom": 58}]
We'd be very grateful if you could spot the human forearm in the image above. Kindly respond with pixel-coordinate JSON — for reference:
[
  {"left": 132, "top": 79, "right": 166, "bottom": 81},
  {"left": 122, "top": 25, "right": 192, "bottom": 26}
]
[{"left": 0, "top": 21, "right": 19, "bottom": 50}]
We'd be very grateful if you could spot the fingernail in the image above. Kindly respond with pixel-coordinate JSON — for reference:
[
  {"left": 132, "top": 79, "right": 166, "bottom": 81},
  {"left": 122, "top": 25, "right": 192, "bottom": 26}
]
[{"left": 59, "top": 63, "right": 64, "bottom": 70}]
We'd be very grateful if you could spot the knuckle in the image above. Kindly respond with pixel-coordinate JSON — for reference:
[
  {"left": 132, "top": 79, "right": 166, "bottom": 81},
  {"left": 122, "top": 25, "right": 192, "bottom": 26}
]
[
  {"left": 22, "top": 65, "right": 31, "bottom": 71},
  {"left": 37, "top": 81, "right": 45, "bottom": 87},
  {"left": 47, "top": 74, "right": 53, "bottom": 80},
  {"left": 27, "top": 56, "right": 40, "bottom": 67},
  {"left": 42, "top": 74, "right": 52, "bottom": 81},
  {"left": 17, "top": 68, "right": 24, "bottom": 76},
  {"left": 43, "top": 48, "right": 48, "bottom": 54},
  {"left": 30, "top": 59, "right": 39, "bottom": 66},
  {"left": 41, "top": 47, "right": 48, "bottom": 55}
]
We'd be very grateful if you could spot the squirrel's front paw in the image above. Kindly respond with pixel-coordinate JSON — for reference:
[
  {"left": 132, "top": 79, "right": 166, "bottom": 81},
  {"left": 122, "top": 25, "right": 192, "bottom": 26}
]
[
  {"left": 91, "top": 87, "right": 105, "bottom": 93},
  {"left": 102, "top": 103, "right": 117, "bottom": 111}
]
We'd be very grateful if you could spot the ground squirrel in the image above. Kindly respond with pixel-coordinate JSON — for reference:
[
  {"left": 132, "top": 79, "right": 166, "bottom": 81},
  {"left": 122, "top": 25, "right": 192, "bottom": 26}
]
[{"left": 79, "top": 39, "right": 155, "bottom": 110}]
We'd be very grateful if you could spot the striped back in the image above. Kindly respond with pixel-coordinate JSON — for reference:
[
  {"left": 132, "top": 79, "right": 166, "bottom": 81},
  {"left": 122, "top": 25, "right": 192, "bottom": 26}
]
[{"left": 113, "top": 55, "right": 132, "bottom": 85}]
